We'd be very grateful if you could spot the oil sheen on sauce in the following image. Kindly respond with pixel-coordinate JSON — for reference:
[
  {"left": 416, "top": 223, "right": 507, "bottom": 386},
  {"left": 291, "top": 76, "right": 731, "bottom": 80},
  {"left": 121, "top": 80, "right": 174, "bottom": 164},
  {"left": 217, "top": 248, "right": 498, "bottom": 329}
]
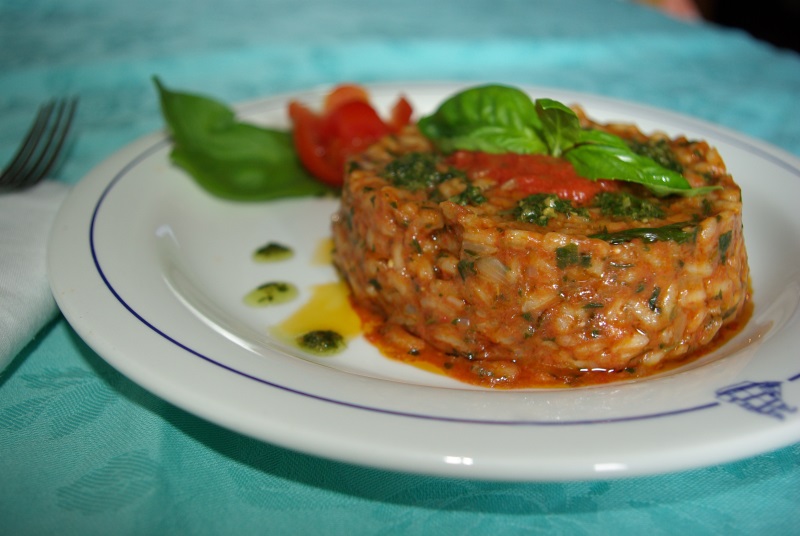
[
  {"left": 273, "top": 280, "right": 362, "bottom": 355},
  {"left": 249, "top": 238, "right": 359, "bottom": 356}
]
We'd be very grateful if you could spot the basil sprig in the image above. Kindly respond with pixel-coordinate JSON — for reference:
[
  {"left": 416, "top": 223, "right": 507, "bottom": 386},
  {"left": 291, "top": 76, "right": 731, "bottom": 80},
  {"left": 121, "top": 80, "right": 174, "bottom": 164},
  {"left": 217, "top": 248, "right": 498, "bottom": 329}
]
[
  {"left": 418, "top": 84, "right": 718, "bottom": 197},
  {"left": 416, "top": 85, "right": 547, "bottom": 154},
  {"left": 154, "top": 77, "right": 332, "bottom": 201}
]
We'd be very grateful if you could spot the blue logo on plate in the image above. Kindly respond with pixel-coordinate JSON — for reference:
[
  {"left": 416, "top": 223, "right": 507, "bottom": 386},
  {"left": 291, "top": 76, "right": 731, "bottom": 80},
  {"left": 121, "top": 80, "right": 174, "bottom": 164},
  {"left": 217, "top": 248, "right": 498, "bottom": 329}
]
[{"left": 716, "top": 381, "right": 797, "bottom": 420}]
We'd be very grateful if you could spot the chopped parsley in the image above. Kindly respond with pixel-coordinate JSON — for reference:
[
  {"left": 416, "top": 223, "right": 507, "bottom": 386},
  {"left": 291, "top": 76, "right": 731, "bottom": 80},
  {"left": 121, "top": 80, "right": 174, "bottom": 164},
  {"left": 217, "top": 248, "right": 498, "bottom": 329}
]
[
  {"left": 648, "top": 286, "right": 662, "bottom": 313},
  {"left": 589, "top": 221, "right": 697, "bottom": 245},
  {"left": 457, "top": 259, "right": 477, "bottom": 280},
  {"left": 555, "top": 243, "right": 592, "bottom": 269},
  {"left": 719, "top": 230, "right": 732, "bottom": 263},
  {"left": 701, "top": 198, "right": 713, "bottom": 217}
]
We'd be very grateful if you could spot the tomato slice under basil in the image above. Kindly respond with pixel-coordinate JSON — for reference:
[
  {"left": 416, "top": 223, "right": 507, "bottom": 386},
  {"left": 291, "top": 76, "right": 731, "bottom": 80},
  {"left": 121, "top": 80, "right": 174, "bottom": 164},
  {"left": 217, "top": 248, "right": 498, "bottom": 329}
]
[
  {"left": 446, "top": 150, "right": 620, "bottom": 204},
  {"left": 288, "top": 84, "right": 413, "bottom": 187}
]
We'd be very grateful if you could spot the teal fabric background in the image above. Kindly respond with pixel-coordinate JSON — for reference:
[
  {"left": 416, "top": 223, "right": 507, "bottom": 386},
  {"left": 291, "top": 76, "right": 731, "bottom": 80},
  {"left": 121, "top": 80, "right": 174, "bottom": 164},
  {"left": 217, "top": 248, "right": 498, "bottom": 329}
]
[
  {"left": 4, "top": 322, "right": 800, "bottom": 534},
  {"left": 2, "top": 0, "right": 800, "bottom": 534}
]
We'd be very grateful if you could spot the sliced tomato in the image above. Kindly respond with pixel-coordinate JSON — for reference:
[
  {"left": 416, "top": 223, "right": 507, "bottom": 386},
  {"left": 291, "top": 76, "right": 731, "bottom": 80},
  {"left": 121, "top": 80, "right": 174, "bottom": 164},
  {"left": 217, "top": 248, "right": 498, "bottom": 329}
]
[
  {"left": 388, "top": 96, "right": 413, "bottom": 132},
  {"left": 446, "top": 151, "right": 621, "bottom": 204},
  {"left": 289, "top": 84, "right": 414, "bottom": 187},
  {"left": 323, "top": 84, "right": 370, "bottom": 112},
  {"left": 323, "top": 101, "right": 390, "bottom": 148},
  {"left": 288, "top": 101, "right": 341, "bottom": 186}
]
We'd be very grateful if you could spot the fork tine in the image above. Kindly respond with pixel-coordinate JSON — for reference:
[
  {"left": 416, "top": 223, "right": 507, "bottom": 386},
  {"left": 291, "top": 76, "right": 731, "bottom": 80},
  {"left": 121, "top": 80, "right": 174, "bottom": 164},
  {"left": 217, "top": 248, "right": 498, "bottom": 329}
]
[
  {"left": 0, "top": 101, "right": 57, "bottom": 188},
  {"left": 0, "top": 97, "right": 78, "bottom": 191},
  {"left": 22, "top": 97, "right": 79, "bottom": 187}
]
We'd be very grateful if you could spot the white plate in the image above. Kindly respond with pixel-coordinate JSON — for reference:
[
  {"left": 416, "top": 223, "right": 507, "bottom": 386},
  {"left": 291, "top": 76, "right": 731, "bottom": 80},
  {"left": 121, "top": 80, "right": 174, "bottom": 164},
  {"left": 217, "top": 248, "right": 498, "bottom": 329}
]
[{"left": 48, "top": 83, "right": 800, "bottom": 481}]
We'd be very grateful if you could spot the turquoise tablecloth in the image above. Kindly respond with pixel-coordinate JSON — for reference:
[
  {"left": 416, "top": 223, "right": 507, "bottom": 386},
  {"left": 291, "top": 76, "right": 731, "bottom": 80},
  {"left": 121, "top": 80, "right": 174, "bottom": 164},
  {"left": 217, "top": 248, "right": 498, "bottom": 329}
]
[{"left": 2, "top": 0, "right": 800, "bottom": 533}]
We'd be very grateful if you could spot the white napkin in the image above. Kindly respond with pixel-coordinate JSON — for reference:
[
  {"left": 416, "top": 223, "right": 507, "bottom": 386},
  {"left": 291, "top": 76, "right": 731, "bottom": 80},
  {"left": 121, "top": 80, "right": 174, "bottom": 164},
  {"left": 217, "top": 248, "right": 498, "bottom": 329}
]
[{"left": 0, "top": 180, "right": 70, "bottom": 372}]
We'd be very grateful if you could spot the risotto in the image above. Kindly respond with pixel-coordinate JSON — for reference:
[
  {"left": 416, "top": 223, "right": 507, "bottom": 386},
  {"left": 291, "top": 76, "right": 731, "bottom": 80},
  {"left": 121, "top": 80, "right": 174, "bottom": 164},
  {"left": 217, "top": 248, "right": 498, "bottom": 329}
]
[{"left": 331, "top": 109, "right": 750, "bottom": 388}]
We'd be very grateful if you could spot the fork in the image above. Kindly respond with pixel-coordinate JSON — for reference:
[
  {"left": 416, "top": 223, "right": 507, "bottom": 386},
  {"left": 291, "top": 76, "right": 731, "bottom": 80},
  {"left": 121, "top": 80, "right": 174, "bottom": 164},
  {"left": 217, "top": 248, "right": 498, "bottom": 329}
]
[{"left": 0, "top": 97, "right": 78, "bottom": 193}]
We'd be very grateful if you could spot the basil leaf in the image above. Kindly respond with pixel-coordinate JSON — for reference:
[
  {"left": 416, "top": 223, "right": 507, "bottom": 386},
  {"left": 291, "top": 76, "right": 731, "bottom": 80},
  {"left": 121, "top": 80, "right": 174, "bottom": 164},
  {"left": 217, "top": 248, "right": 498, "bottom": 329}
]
[
  {"left": 535, "top": 98, "right": 582, "bottom": 157},
  {"left": 575, "top": 128, "right": 632, "bottom": 150},
  {"left": 154, "top": 77, "right": 331, "bottom": 201},
  {"left": 645, "top": 184, "right": 721, "bottom": 197},
  {"left": 417, "top": 84, "right": 720, "bottom": 198},
  {"left": 566, "top": 129, "right": 721, "bottom": 196},
  {"left": 565, "top": 142, "right": 691, "bottom": 191},
  {"left": 417, "top": 84, "right": 547, "bottom": 154}
]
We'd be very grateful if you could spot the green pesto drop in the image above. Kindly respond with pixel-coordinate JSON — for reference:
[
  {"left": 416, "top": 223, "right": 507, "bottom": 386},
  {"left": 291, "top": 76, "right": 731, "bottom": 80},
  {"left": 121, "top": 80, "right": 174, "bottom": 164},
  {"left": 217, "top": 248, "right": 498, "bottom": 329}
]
[
  {"left": 626, "top": 138, "right": 684, "bottom": 174},
  {"left": 593, "top": 191, "right": 665, "bottom": 221},
  {"left": 297, "top": 330, "right": 346, "bottom": 356},
  {"left": 244, "top": 281, "right": 298, "bottom": 307},
  {"left": 381, "top": 152, "right": 463, "bottom": 191},
  {"left": 589, "top": 221, "right": 697, "bottom": 245},
  {"left": 450, "top": 184, "right": 487, "bottom": 206},
  {"left": 515, "top": 193, "right": 588, "bottom": 227},
  {"left": 253, "top": 242, "right": 294, "bottom": 262}
]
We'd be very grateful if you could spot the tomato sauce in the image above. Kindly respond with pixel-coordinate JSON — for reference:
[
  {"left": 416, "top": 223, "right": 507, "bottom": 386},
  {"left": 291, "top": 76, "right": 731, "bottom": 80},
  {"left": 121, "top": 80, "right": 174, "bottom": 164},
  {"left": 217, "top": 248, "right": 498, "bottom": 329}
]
[
  {"left": 353, "top": 297, "right": 754, "bottom": 389},
  {"left": 446, "top": 151, "right": 619, "bottom": 204}
]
